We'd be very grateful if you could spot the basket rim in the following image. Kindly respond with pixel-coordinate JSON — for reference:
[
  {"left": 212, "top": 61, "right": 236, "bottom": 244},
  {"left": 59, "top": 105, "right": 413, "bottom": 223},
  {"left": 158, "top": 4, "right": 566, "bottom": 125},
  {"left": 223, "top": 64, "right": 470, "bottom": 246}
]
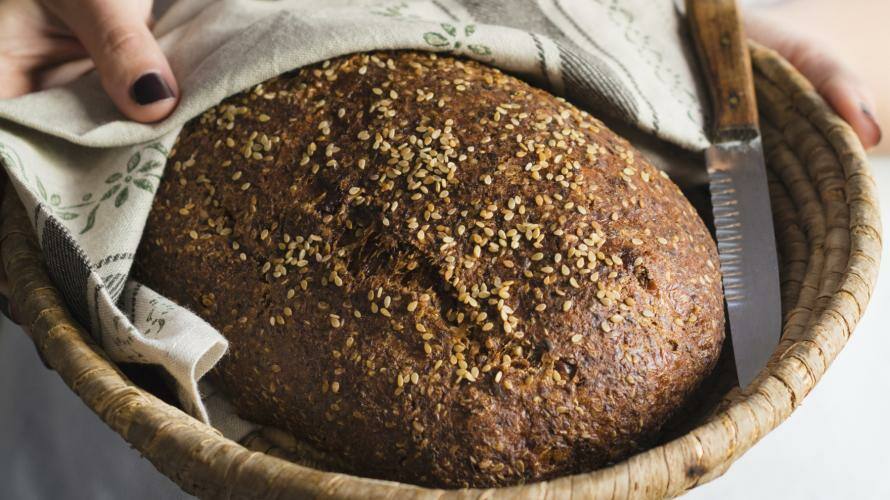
[{"left": 0, "top": 42, "right": 880, "bottom": 499}]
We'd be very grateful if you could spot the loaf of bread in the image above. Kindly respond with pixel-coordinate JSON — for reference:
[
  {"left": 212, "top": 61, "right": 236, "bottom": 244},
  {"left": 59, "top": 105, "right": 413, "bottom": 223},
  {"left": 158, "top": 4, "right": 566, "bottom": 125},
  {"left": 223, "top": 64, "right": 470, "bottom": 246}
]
[{"left": 134, "top": 51, "right": 724, "bottom": 488}]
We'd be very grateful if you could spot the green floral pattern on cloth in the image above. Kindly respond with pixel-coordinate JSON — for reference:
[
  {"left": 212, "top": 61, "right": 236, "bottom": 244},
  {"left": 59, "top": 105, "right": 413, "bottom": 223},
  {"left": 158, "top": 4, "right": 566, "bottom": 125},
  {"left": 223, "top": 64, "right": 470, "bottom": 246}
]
[
  {"left": 74, "top": 143, "right": 167, "bottom": 234},
  {"left": 371, "top": 2, "right": 414, "bottom": 18},
  {"left": 423, "top": 23, "right": 492, "bottom": 58},
  {"left": 0, "top": 141, "right": 166, "bottom": 234}
]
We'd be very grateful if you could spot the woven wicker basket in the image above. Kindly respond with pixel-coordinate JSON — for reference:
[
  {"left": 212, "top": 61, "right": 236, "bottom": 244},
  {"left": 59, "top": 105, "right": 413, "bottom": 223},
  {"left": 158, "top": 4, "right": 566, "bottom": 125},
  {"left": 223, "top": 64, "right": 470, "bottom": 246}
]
[{"left": 0, "top": 43, "right": 880, "bottom": 499}]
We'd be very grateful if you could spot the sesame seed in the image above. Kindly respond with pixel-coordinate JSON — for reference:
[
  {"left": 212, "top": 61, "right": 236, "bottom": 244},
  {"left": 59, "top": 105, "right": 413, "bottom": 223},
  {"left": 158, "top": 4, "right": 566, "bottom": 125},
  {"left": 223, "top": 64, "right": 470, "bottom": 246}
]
[
  {"left": 562, "top": 300, "right": 573, "bottom": 312},
  {"left": 571, "top": 334, "right": 583, "bottom": 343}
]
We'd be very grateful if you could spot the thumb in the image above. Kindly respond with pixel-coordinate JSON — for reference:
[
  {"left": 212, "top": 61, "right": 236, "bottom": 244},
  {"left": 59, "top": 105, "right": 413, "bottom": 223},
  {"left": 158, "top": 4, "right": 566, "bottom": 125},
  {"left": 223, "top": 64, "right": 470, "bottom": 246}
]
[{"left": 44, "top": 0, "right": 178, "bottom": 123}]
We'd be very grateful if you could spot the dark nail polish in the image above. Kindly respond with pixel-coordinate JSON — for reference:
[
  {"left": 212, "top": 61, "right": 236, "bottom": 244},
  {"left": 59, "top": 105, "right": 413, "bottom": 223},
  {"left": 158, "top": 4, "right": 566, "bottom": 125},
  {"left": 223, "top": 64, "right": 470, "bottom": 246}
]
[
  {"left": 861, "top": 103, "right": 882, "bottom": 144},
  {"left": 130, "top": 72, "right": 174, "bottom": 105}
]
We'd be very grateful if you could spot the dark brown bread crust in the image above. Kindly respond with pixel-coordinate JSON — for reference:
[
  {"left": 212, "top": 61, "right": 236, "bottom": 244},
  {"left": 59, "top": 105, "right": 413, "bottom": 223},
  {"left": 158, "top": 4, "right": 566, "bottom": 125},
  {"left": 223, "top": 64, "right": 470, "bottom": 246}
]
[{"left": 134, "top": 51, "right": 724, "bottom": 488}]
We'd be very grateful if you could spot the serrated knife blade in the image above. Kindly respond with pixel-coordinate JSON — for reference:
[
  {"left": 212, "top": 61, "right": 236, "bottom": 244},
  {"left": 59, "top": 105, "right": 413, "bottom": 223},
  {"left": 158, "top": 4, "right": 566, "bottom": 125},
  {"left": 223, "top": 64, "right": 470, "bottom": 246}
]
[
  {"left": 687, "top": 0, "right": 782, "bottom": 388},
  {"left": 706, "top": 138, "right": 781, "bottom": 387}
]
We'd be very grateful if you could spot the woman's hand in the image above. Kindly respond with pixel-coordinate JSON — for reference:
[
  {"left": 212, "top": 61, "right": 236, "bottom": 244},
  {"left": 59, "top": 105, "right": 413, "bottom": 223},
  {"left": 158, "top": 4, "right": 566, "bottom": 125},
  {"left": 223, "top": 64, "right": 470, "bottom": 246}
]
[
  {"left": 0, "top": 0, "right": 179, "bottom": 323},
  {"left": 745, "top": 11, "right": 882, "bottom": 149},
  {"left": 0, "top": 0, "right": 178, "bottom": 123}
]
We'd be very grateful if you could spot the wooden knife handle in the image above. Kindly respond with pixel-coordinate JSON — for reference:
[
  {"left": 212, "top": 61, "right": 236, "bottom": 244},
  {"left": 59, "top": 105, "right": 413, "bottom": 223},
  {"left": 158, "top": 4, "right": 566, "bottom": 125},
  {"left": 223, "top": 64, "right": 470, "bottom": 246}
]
[{"left": 686, "top": 0, "right": 758, "bottom": 142}]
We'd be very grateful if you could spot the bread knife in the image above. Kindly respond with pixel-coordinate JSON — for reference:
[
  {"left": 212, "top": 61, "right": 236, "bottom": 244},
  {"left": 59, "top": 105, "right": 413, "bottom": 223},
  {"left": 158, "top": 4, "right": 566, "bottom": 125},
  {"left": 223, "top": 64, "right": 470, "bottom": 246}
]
[{"left": 686, "top": 0, "right": 781, "bottom": 388}]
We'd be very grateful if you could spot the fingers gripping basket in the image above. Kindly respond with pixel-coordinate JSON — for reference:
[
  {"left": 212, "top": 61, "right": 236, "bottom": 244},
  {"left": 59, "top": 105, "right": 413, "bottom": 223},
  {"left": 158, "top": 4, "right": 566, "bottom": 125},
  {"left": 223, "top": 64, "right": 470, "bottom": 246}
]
[{"left": 0, "top": 44, "right": 880, "bottom": 499}]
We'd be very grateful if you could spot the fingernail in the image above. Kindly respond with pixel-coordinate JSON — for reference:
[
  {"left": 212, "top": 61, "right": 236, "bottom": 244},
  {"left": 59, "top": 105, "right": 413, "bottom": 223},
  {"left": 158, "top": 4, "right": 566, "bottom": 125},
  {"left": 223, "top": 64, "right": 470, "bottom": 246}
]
[
  {"left": 130, "top": 72, "right": 175, "bottom": 105},
  {"left": 861, "top": 103, "right": 883, "bottom": 145}
]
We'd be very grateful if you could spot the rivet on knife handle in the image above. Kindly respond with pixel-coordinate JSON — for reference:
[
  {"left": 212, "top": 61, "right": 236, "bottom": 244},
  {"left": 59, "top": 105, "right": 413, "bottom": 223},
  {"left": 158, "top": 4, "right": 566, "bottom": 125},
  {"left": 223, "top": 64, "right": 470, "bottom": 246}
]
[{"left": 685, "top": 0, "right": 758, "bottom": 142}]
